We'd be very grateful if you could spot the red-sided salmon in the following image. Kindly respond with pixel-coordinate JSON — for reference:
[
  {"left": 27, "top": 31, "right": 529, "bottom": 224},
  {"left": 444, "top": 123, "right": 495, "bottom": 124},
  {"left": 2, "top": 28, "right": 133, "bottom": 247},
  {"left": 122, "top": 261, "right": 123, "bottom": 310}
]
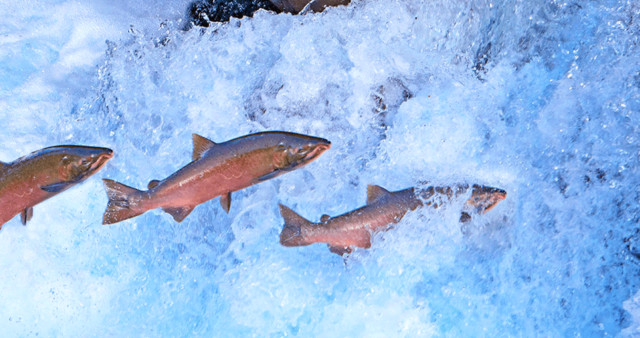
[
  {"left": 279, "top": 184, "right": 507, "bottom": 255},
  {"left": 102, "top": 131, "right": 331, "bottom": 224},
  {"left": 0, "top": 145, "right": 113, "bottom": 228}
]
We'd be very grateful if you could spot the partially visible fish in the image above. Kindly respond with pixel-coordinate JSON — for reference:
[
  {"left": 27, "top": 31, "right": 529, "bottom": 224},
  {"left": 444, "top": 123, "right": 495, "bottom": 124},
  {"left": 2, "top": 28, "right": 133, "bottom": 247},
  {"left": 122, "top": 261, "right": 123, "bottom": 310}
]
[
  {"left": 103, "top": 131, "right": 331, "bottom": 224},
  {"left": 279, "top": 184, "right": 507, "bottom": 255},
  {"left": 269, "top": 0, "right": 350, "bottom": 13},
  {"left": 0, "top": 145, "right": 113, "bottom": 228}
]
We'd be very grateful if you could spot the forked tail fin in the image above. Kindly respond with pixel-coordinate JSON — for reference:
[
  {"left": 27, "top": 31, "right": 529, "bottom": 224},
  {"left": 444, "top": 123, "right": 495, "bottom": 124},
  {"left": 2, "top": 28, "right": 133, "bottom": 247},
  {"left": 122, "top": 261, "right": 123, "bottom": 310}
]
[
  {"left": 102, "top": 179, "right": 146, "bottom": 225},
  {"left": 278, "top": 204, "right": 314, "bottom": 247}
]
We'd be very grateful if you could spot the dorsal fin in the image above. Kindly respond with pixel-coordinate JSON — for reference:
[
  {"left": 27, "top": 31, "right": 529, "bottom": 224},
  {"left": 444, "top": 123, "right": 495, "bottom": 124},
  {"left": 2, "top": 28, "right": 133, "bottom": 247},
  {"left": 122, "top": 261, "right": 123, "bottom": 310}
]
[
  {"left": 148, "top": 180, "right": 161, "bottom": 190},
  {"left": 192, "top": 133, "right": 216, "bottom": 161},
  {"left": 320, "top": 214, "right": 331, "bottom": 222},
  {"left": 366, "top": 185, "right": 392, "bottom": 204}
]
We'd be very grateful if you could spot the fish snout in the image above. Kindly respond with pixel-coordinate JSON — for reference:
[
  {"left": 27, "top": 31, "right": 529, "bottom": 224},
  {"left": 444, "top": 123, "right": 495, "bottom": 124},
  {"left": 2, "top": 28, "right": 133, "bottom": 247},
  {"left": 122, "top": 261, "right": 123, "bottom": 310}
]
[
  {"left": 467, "top": 185, "right": 507, "bottom": 214},
  {"left": 481, "top": 188, "right": 507, "bottom": 213},
  {"left": 317, "top": 139, "right": 331, "bottom": 151},
  {"left": 491, "top": 188, "right": 507, "bottom": 201},
  {"left": 88, "top": 148, "right": 114, "bottom": 171},
  {"left": 94, "top": 147, "right": 113, "bottom": 160},
  {"left": 100, "top": 148, "right": 114, "bottom": 160},
  {"left": 304, "top": 139, "right": 331, "bottom": 162}
]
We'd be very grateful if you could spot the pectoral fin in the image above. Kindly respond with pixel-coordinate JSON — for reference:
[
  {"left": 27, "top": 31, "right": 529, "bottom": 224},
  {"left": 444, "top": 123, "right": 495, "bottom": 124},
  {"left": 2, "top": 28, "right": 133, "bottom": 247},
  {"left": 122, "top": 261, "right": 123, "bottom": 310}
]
[
  {"left": 257, "top": 170, "right": 282, "bottom": 182},
  {"left": 220, "top": 192, "right": 231, "bottom": 213},
  {"left": 162, "top": 206, "right": 195, "bottom": 222},
  {"left": 21, "top": 207, "right": 33, "bottom": 225},
  {"left": 41, "top": 181, "right": 74, "bottom": 193}
]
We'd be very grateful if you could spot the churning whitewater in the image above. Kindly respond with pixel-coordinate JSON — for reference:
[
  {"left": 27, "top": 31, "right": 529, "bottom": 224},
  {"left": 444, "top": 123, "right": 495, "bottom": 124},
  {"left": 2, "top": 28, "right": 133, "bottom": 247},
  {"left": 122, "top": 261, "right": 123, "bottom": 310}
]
[{"left": 0, "top": 0, "right": 639, "bottom": 336}]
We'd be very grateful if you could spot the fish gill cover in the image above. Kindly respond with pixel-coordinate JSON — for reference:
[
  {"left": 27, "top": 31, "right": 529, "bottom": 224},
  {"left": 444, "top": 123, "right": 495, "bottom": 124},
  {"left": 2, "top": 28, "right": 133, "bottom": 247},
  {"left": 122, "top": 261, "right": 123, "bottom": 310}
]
[{"left": 0, "top": 0, "right": 639, "bottom": 336}]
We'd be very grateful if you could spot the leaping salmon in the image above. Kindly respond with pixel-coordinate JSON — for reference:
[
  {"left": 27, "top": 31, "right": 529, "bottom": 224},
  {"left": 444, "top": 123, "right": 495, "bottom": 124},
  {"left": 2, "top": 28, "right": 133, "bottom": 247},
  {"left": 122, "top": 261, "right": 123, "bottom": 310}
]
[
  {"left": 102, "top": 131, "right": 331, "bottom": 224},
  {"left": 0, "top": 145, "right": 113, "bottom": 229},
  {"left": 279, "top": 184, "right": 506, "bottom": 255}
]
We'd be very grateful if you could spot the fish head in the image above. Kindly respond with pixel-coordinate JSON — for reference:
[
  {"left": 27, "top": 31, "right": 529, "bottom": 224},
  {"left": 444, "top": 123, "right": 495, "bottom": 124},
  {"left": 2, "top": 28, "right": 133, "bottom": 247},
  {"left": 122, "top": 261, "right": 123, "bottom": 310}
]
[
  {"left": 466, "top": 184, "right": 507, "bottom": 214},
  {"left": 273, "top": 135, "right": 331, "bottom": 171},
  {"left": 56, "top": 146, "right": 114, "bottom": 183}
]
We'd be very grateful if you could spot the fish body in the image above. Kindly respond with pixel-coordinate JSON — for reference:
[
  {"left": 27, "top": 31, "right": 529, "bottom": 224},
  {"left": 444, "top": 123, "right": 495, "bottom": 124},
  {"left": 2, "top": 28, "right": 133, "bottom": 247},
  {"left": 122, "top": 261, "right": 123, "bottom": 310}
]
[
  {"left": 279, "top": 184, "right": 506, "bottom": 255},
  {"left": 269, "top": 0, "right": 350, "bottom": 13},
  {"left": 103, "top": 131, "right": 331, "bottom": 224},
  {"left": 0, "top": 145, "right": 113, "bottom": 228},
  {"left": 280, "top": 185, "right": 420, "bottom": 255}
]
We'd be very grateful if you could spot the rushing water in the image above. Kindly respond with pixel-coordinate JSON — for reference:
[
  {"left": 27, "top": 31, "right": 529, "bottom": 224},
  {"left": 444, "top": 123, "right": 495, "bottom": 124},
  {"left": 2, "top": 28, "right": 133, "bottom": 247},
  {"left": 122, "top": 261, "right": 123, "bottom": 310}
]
[{"left": 1, "top": 0, "right": 639, "bottom": 336}]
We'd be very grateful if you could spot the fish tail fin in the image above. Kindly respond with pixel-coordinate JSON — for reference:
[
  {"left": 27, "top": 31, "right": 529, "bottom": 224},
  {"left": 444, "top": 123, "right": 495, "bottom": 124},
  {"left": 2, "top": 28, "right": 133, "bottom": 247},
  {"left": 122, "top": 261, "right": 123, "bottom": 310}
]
[
  {"left": 102, "top": 179, "right": 146, "bottom": 224},
  {"left": 278, "top": 204, "right": 313, "bottom": 247}
]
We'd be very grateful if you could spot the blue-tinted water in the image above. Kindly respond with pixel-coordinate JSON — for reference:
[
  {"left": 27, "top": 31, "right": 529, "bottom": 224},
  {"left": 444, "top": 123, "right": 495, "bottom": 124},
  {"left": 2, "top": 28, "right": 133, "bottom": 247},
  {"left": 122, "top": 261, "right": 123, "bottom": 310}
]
[{"left": 1, "top": 0, "right": 639, "bottom": 336}]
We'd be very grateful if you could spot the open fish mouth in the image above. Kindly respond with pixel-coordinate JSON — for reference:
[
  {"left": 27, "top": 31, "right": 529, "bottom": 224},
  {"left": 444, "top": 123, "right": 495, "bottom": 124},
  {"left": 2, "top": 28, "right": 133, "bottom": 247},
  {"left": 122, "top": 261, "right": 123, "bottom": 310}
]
[
  {"left": 466, "top": 185, "right": 507, "bottom": 214},
  {"left": 76, "top": 149, "right": 114, "bottom": 181},
  {"left": 479, "top": 190, "right": 507, "bottom": 213},
  {"left": 92, "top": 150, "right": 113, "bottom": 171},
  {"left": 302, "top": 140, "right": 331, "bottom": 162}
]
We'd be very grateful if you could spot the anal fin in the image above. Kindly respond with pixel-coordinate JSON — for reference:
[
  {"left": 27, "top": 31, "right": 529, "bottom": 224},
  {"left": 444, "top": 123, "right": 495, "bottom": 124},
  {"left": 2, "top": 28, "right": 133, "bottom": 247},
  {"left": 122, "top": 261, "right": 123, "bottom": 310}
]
[
  {"left": 162, "top": 206, "right": 195, "bottom": 223},
  {"left": 21, "top": 207, "right": 33, "bottom": 225}
]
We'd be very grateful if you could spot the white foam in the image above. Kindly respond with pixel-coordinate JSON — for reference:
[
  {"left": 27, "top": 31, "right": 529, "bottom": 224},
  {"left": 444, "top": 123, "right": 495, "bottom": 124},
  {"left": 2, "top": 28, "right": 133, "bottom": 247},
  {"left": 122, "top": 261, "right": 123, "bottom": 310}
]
[{"left": 1, "top": 0, "right": 639, "bottom": 335}]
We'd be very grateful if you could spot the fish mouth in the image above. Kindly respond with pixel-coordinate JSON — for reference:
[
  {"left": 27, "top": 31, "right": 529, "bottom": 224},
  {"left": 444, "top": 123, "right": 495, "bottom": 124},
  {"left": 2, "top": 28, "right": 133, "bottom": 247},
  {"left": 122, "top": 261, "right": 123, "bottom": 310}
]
[
  {"left": 487, "top": 187, "right": 507, "bottom": 200},
  {"left": 93, "top": 149, "right": 113, "bottom": 170},
  {"left": 480, "top": 189, "right": 507, "bottom": 213},
  {"left": 467, "top": 185, "right": 507, "bottom": 214},
  {"left": 303, "top": 140, "right": 331, "bottom": 162},
  {"left": 80, "top": 149, "right": 113, "bottom": 179}
]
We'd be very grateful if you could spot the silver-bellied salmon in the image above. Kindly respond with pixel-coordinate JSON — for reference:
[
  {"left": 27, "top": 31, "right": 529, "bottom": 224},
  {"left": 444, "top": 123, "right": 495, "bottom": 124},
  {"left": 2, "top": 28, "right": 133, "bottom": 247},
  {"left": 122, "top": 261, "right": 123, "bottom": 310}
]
[
  {"left": 0, "top": 146, "right": 113, "bottom": 229},
  {"left": 279, "top": 184, "right": 506, "bottom": 255},
  {"left": 103, "top": 131, "right": 331, "bottom": 224}
]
